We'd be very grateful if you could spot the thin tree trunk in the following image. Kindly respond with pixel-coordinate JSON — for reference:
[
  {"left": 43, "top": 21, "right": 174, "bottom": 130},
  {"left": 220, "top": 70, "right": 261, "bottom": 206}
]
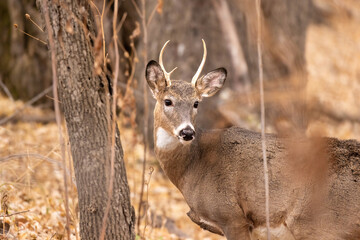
[
  {"left": 4, "top": 0, "right": 51, "bottom": 101},
  {"left": 38, "top": 0, "right": 135, "bottom": 239}
]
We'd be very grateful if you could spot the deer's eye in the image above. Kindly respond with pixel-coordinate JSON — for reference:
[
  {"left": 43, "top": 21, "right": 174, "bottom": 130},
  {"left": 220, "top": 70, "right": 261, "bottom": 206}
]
[
  {"left": 193, "top": 101, "right": 199, "bottom": 108},
  {"left": 164, "top": 99, "right": 173, "bottom": 106}
]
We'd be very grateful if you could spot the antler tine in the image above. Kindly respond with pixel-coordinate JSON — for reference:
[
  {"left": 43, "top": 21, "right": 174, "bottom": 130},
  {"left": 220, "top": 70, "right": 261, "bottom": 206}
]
[
  {"left": 191, "top": 39, "right": 207, "bottom": 86},
  {"left": 159, "top": 40, "right": 177, "bottom": 86}
]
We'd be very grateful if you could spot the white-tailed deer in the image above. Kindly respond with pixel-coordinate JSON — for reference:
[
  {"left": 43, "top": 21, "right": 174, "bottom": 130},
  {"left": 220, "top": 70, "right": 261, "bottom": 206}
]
[{"left": 145, "top": 40, "right": 360, "bottom": 240}]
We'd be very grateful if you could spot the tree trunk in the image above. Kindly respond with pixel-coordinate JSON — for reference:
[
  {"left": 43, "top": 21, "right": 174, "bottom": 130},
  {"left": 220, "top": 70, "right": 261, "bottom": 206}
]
[{"left": 38, "top": 0, "right": 135, "bottom": 239}]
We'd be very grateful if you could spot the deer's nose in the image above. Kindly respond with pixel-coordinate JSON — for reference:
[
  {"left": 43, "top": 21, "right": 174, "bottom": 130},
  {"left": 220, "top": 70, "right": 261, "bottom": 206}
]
[{"left": 179, "top": 127, "right": 195, "bottom": 141}]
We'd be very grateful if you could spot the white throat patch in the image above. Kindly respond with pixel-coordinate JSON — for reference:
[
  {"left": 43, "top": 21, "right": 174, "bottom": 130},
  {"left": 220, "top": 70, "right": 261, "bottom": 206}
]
[{"left": 156, "top": 127, "right": 180, "bottom": 151}]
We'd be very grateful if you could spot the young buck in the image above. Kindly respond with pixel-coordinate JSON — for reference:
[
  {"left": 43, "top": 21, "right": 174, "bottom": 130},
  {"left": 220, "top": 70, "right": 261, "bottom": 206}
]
[{"left": 145, "top": 40, "right": 360, "bottom": 240}]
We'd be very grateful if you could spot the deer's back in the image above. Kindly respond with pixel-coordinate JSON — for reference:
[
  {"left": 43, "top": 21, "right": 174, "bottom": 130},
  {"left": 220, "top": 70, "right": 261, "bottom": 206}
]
[{"left": 188, "top": 127, "right": 360, "bottom": 239}]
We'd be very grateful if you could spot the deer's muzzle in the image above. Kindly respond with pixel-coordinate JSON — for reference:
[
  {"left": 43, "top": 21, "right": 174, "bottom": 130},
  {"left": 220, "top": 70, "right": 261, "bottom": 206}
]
[{"left": 179, "top": 126, "right": 195, "bottom": 141}]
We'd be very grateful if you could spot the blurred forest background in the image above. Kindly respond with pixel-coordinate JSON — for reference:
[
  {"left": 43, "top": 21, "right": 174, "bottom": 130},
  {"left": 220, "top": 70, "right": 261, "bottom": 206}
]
[{"left": 0, "top": 0, "right": 359, "bottom": 239}]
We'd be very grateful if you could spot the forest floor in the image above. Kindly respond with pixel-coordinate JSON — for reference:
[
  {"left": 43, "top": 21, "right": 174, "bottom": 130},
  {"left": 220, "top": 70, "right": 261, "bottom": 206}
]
[
  {"left": 0, "top": 95, "right": 223, "bottom": 240},
  {"left": 1, "top": 2, "right": 360, "bottom": 239}
]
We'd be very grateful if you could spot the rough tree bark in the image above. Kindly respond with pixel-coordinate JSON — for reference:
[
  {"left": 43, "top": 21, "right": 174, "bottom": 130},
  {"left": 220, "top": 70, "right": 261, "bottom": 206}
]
[{"left": 38, "top": 0, "right": 135, "bottom": 239}]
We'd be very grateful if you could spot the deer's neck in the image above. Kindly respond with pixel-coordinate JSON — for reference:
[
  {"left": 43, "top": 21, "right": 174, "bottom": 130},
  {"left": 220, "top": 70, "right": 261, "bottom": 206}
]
[{"left": 154, "top": 126, "right": 199, "bottom": 188}]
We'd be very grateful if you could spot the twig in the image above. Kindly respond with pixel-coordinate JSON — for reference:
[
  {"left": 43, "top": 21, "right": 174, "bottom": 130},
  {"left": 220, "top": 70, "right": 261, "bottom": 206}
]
[
  {"left": 0, "top": 76, "right": 14, "bottom": 101},
  {"left": 131, "top": 0, "right": 143, "bottom": 18},
  {"left": 147, "top": 2, "right": 159, "bottom": 26},
  {"left": 63, "top": 129, "right": 79, "bottom": 240},
  {"left": 89, "top": 0, "right": 101, "bottom": 16},
  {"left": 101, "top": 0, "right": 106, "bottom": 68},
  {"left": 41, "top": 1, "right": 71, "bottom": 239},
  {"left": 64, "top": 126, "right": 74, "bottom": 191},
  {"left": 25, "top": 13, "right": 44, "bottom": 32},
  {"left": 99, "top": 0, "right": 120, "bottom": 239},
  {"left": 13, "top": 24, "right": 47, "bottom": 45},
  {"left": 2, "top": 210, "right": 30, "bottom": 217},
  {"left": 49, "top": 233, "right": 57, "bottom": 240},
  {"left": 256, "top": 0, "right": 270, "bottom": 239},
  {"left": 137, "top": 0, "right": 150, "bottom": 234},
  {"left": 0, "top": 86, "right": 52, "bottom": 125},
  {"left": 142, "top": 167, "right": 154, "bottom": 237},
  {"left": 116, "top": 12, "right": 127, "bottom": 34}
]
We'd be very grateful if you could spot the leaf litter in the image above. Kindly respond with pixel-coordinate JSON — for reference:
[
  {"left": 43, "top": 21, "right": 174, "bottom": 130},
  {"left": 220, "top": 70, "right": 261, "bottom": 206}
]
[{"left": 0, "top": 94, "right": 220, "bottom": 240}]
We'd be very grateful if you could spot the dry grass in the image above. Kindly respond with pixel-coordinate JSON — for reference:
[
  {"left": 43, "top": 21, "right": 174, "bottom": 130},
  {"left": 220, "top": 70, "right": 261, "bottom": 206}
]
[
  {"left": 0, "top": 94, "right": 222, "bottom": 239},
  {"left": 0, "top": 100, "right": 77, "bottom": 239}
]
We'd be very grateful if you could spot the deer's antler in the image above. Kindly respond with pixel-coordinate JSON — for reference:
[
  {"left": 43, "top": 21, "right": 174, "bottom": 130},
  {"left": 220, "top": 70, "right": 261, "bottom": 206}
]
[
  {"left": 191, "top": 39, "right": 207, "bottom": 86},
  {"left": 159, "top": 40, "right": 177, "bottom": 86}
]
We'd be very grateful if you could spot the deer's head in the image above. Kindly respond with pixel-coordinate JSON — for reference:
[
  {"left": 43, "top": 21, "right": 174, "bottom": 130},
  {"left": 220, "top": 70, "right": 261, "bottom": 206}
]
[{"left": 146, "top": 40, "right": 227, "bottom": 146}]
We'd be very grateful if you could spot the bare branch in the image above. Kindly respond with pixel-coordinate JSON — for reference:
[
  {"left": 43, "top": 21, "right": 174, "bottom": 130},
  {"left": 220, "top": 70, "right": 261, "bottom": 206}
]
[
  {"left": 0, "top": 86, "right": 52, "bottom": 125},
  {"left": 116, "top": 13, "right": 128, "bottom": 34},
  {"left": 137, "top": 0, "right": 150, "bottom": 233},
  {"left": 256, "top": 0, "right": 270, "bottom": 239},
  {"left": 147, "top": 2, "right": 159, "bottom": 26},
  {"left": 41, "top": 1, "right": 71, "bottom": 239},
  {"left": 25, "top": 13, "right": 44, "bottom": 32},
  {"left": 2, "top": 210, "right": 30, "bottom": 217},
  {"left": 89, "top": 0, "right": 101, "bottom": 16},
  {"left": 0, "top": 76, "right": 14, "bottom": 101},
  {"left": 131, "top": 0, "right": 143, "bottom": 18},
  {"left": 13, "top": 24, "right": 47, "bottom": 45},
  {"left": 99, "top": 0, "right": 120, "bottom": 238},
  {"left": 101, "top": 0, "right": 106, "bottom": 68},
  {"left": 142, "top": 167, "right": 154, "bottom": 236}
]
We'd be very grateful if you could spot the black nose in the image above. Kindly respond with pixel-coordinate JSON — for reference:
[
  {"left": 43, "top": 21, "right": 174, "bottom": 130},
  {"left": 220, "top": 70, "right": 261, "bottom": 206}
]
[{"left": 179, "top": 127, "right": 195, "bottom": 141}]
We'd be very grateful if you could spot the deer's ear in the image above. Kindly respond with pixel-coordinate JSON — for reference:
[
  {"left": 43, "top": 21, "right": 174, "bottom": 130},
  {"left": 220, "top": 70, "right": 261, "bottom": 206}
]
[
  {"left": 146, "top": 60, "right": 167, "bottom": 97},
  {"left": 195, "top": 68, "right": 226, "bottom": 97}
]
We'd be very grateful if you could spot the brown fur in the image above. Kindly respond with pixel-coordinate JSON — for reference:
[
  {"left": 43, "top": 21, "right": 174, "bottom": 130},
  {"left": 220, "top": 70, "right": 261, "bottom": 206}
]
[{"left": 146, "top": 60, "right": 360, "bottom": 240}]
